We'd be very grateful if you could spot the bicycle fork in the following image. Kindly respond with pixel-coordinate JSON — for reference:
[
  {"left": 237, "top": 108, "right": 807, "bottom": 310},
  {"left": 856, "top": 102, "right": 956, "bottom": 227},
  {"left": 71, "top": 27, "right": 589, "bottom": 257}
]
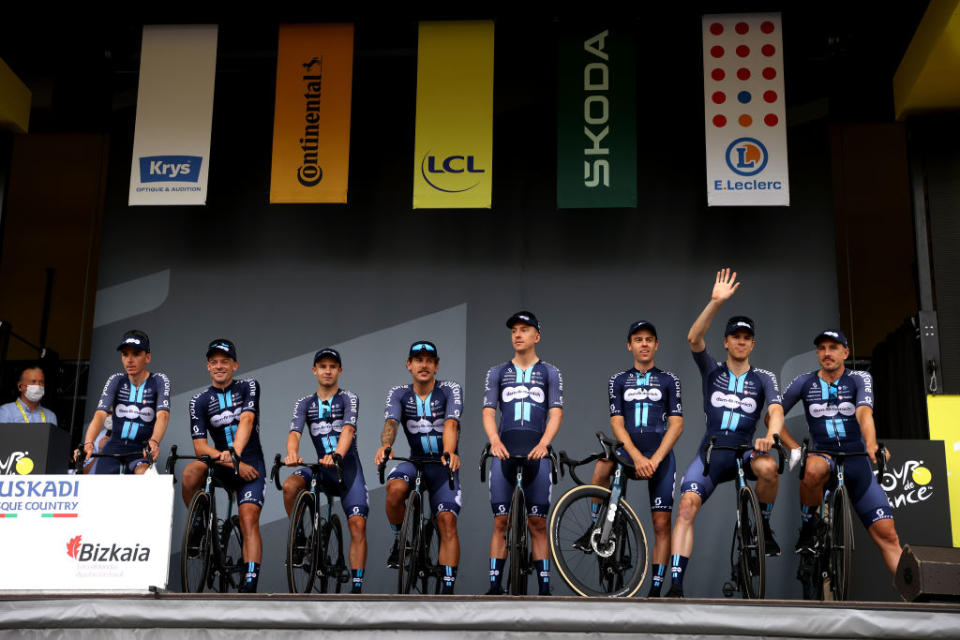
[{"left": 593, "top": 465, "right": 625, "bottom": 557}]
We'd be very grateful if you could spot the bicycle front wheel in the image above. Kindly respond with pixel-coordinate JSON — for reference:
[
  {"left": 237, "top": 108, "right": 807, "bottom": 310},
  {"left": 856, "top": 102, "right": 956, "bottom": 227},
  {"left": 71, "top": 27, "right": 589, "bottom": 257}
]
[
  {"left": 828, "top": 485, "right": 853, "bottom": 600},
  {"left": 418, "top": 519, "right": 442, "bottom": 594},
  {"left": 181, "top": 491, "right": 212, "bottom": 593},
  {"left": 736, "top": 485, "right": 765, "bottom": 599},
  {"left": 506, "top": 487, "right": 529, "bottom": 595},
  {"left": 320, "top": 513, "right": 346, "bottom": 593},
  {"left": 549, "top": 484, "right": 648, "bottom": 597},
  {"left": 287, "top": 490, "right": 317, "bottom": 593},
  {"left": 219, "top": 514, "right": 245, "bottom": 592},
  {"left": 397, "top": 490, "right": 422, "bottom": 594}
]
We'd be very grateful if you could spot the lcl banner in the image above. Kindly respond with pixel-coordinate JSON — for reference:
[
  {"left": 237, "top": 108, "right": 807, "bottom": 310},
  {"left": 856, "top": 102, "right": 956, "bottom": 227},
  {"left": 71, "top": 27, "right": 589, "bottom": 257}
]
[
  {"left": 128, "top": 25, "right": 218, "bottom": 206},
  {"left": 413, "top": 21, "right": 494, "bottom": 209},
  {"left": 0, "top": 475, "right": 174, "bottom": 590},
  {"left": 702, "top": 14, "right": 789, "bottom": 206},
  {"left": 270, "top": 24, "right": 355, "bottom": 204},
  {"left": 557, "top": 27, "right": 637, "bottom": 209}
]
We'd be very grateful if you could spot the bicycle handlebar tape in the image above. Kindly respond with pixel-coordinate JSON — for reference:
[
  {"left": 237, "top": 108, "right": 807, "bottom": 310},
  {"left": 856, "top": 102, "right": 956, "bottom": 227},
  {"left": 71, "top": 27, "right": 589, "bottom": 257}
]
[
  {"left": 229, "top": 447, "right": 240, "bottom": 475},
  {"left": 479, "top": 444, "right": 491, "bottom": 483},
  {"left": 773, "top": 434, "right": 786, "bottom": 475},
  {"left": 378, "top": 447, "right": 392, "bottom": 485},
  {"left": 799, "top": 440, "right": 810, "bottom": 481},
  {"left": 333, "top": 453, "right": 344, "bottom": 485}
]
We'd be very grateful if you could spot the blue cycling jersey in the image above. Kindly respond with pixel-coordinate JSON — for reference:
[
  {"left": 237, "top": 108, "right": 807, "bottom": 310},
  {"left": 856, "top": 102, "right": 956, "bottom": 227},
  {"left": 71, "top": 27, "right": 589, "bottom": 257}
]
[
  {"left": 384, "top": 380, "right": 462, "bottom": 458},
  {"left": 483, "top": 360, "right": 563, "bottom": 455},
  {"left": 289, "top": 388, "right": 360, "bottom": 460},
  {"left": 780, "top": 369, "right": 874, "bottom": 451},
  {"left": 693, "top": 348, "right": 781, "bottom": 444},
  {"left": 96, "top": 372, "right": 171, "bottom": 446},
  {"left": 190, "top": 378, "right": 264, "bottom": 464},
  {"left": 609, "top": 367, "right": 682, "bottom": 436}
]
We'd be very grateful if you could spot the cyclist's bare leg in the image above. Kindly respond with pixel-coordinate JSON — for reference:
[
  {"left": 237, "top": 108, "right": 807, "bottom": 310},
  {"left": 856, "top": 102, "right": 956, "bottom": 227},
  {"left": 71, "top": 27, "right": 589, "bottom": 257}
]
[
  {"left": 181, "top": 461, "right": 208, "bottom": 506},
  {"left": 671, "top": 491, "right": 701, "bottom": 557},
  {"left": 133, "top": 463, "right": 150, "bottom": 474},
  {"left": 348, "top": 515, "right": 367, "bottom": 570},
  {"left": 282, "top": 474, "right": 306, "bottom": 516},
  {"left": 529, "top": 515, "right": 548, "bottom": 561},
  {"left": 652, "top": 511, "right": 672, "bottom": 565},
  {"left": 490, "top": 515, "right": 508, "bottom": 558},
  {"left": 751, "top": 453, "right": 779, "bottom": 503},
  {"left": 436, "top": 511, "right": 459, "bottom": 566},
  {"left": 591, "top": 458, "right": 614, "bottom": 486},
  {"left": 238, "top": 503, "right": 262, "bottom": 563},
  {"left": 385, "top": 478, "right": 410, "bottom": 527},
  {"left": 799, "top": 455, "right": 830, "bottom": 507},
  {"left": 868, "top": 519, "right": 902, "bottom": 574}
]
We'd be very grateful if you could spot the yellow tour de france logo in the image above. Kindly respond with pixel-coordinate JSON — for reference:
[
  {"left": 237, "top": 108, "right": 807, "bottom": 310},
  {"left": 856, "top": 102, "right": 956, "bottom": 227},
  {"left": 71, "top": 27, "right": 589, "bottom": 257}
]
[
  {"left": 911, "top": 465, "right": 932, "bottom": 486},
  {"left": 15, "top": 456, "right": 34, "bottom": 475}
]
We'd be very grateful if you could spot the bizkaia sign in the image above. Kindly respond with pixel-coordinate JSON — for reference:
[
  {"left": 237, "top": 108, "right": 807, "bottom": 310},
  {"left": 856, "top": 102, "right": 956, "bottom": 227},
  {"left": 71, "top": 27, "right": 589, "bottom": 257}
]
[{"left": 66, "top": 535, "right": 152, "bottom": 562}]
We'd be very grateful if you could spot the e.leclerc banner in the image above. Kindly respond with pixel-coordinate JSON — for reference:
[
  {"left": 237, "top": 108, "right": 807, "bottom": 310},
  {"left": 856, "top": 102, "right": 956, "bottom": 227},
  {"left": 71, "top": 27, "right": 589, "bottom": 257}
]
[
  {"left": 129, "top": 25, "right": 218, "bottom": 206},
  {"left": 557, "top": 27, "right": 637, "bottom": 208},
  {"left": 413, "top": 21, "right": 494, "bottom": 209},
  {"left": 702, "top": 14, "right": 789, "bottom": 206},
  {"left": 270, "top": 24, "right": 354, "bottom": 204}
]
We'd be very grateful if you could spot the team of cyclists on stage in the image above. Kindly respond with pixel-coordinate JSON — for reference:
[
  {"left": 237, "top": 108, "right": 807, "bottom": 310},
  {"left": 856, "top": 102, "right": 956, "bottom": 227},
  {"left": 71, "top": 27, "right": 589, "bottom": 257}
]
[{"left": 79, "top": 269, "right": 903, "bottom": 595}]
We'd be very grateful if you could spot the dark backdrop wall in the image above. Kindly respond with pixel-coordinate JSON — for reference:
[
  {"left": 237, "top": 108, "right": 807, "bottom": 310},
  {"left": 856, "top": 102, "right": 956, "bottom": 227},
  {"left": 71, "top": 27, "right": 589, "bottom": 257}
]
[{"left": 81, "top": 18, "right": 901, "bottom": 598}]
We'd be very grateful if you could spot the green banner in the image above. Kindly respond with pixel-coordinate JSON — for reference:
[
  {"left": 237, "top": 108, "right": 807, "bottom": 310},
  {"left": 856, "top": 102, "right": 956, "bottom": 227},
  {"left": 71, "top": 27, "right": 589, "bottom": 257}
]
[{"left": 557, "top": 27, "right": 637, "bottom": 209}]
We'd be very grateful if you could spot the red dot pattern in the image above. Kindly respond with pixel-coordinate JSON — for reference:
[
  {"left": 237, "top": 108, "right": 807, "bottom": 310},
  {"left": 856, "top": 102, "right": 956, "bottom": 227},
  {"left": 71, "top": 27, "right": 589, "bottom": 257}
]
[
  {"left": 736, "top": 45, "right": 750, "bottom": 57},
  {"left": 764, "top": 114, "right": 779, "bottom": 126},
  {"left": 735, "top": 22, "right": 749, "bottom": 34},
  {"left": 710, "top": 22, "right": 724, "bottom": 35},
  {"left": 737, "top": 67, "right": 750, "bottom": 81},
  {"left": 763, "top": 90, "right": 777, "bottom": 103},
  {"left": 712, "top": 68, "right": 725, "bottom": 81},
  {"left": 711, "top": 45, "right": 724, "bottom": 58},
  {"left": 762, "top": 67, "right": 777, "bottom": 80},
  {"left": 761, "top": 21, "right": 775, "bottom": 34},
  {"left": 761, "top": 44, "right": 776, "bottom": 57},
  {"left": 713, "top": 114, "right": 727, "bottom": 127},
  {"left": 712, "top": 91, "right": 726, "bottom": 104}
]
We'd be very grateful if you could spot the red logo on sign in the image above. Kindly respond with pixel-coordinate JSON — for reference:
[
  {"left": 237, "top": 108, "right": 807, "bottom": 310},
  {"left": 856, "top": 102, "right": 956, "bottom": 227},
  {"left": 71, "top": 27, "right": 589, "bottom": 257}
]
[{"left": 66, "top": 535, "right": 82, "bottom": 558}]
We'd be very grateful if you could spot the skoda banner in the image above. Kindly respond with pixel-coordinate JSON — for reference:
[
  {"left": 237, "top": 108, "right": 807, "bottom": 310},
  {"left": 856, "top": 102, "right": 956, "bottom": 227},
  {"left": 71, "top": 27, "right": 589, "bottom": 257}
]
[
  {"left": 557, "top": 27, "right": 637, "bottom": 209},
  {"left": 270, "top": 24, "right": 355, "bottom": 204},
  {"left": 0, "top": 475, "right": 174, "bottom": 591},
  {"left": 413, "top": 21, "right": 494, "bottom": 209},
  {"left": 702, "top": 14, "right": 789, "bottom": 206},
  {"left": 128, "top": 25, "right": 218, "bottom": 206}
]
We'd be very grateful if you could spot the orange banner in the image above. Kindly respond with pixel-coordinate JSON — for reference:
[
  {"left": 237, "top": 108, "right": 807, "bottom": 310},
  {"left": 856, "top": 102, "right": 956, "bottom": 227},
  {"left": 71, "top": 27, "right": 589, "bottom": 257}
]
[{"left": 270, "top": 24, "right": 354, "bottom": 204}]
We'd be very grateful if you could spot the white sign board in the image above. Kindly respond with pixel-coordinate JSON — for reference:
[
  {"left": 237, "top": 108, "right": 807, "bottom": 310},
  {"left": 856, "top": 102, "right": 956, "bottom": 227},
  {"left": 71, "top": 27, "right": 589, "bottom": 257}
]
[{"left": 0, "top": 475, "right": 174, "bottom": 590}]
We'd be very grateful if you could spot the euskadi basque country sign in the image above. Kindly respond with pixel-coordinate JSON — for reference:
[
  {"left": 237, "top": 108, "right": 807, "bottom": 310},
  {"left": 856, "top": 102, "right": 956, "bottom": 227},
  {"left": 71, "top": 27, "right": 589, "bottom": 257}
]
[
  {"left": 557, "top": 27, "right": 637, "bottom": 208},
  {"left": 702, "top": 14, "right": 789, "bottom": 206},
  {"left": 413, "top": 21, "right": 494, "bottom": 209},
  {"left": 0, "top": 475, "right": 174, "bottom": 590},
  {"left": 271, "top": 24, "right": 355, "bottom": 204},
  {"left": 128, "top": 25, "right": 218, "bottom": 206}
]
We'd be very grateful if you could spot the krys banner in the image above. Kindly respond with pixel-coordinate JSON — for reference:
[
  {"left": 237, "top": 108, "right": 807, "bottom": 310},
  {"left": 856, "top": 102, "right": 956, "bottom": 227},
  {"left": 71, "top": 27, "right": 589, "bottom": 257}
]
[
  {"left": 702, "top": 13, "right": 789, "bottom": 206},
  {"left": 557, "top": 27, "right": 637, "bottom": 209},
  {"left": 128, "top": 25, "right": 218, "bottom": 206},
  {"left": 271, "top": 24, "right": 355, "bottom": 204},
  {"left": 413, "top": 21, "right": 494, "bottom": 209}
]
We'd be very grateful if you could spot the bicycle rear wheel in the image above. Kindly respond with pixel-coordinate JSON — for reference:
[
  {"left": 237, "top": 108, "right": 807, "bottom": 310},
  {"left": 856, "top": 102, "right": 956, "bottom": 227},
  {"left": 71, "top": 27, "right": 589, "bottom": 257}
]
[
  {"left": 319, "top": 513, "right": 347, "bottom": 593},
  {"left": 736, "top": 485, "right": 765, "bottom": 599},
  {"left": 549, "top": 484, "right": 648, "bottom": 597},
  {"left": 397, "top": 490, "right": 422, "bottom": 594},
  {"left": 219, "top": 515, "right": 245, "bottom": 592},
  {"left": 181, "top": 491, "right": 212, "bottom": 593},
  {"left": 828, "top": 486, "right": 853, "bottom": 600},
  {"left": 506, "top": 487, "right": 529, "bottom": 595},
  {"left": 287, "top": 490, "right": 317, "bottom": 593}
]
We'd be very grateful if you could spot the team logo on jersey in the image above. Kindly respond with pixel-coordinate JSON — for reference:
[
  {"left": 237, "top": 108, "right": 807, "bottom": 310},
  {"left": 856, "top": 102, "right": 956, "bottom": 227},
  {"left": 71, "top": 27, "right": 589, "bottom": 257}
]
[
  {"left": 710, "top": 391, "right": 757, "bottom": 413},
  {"left": 808, "top": 402, "right": 856, "bottom": 419},
  {"left": 725, "top": 138, "right": 768, "bottom": 177},
  {"left": 624, "top": 388, "right": 662, "bottom": 402},
  {"left": 310, "top": 419, "right": 344, "bottom": 436},
  {"left": 210, "top": 408, "right": 243, "bottom": 428},
  {"left": 405, "top": 418, "right": 444, "bottom": 434},
  {"left": 502, "top": 386, "right": 545, "bottom": 403},
  {"left": 114, "top": 404, "right": 156, "bottom": 422}
]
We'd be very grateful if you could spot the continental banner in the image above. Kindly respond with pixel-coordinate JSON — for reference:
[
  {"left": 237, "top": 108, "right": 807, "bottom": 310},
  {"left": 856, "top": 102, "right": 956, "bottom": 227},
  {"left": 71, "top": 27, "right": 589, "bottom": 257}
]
[
  {"left": 413, "top": 21, "right": 494, "bottom": 209},
  {"left": 270, "top": 24, "right": 355, "bottom": 204},
  {"left": 702, "top": 13, "right": 789, "bottom": 206},
  {"left": 128, "top": 25, "right": 218, "bottom": 206},
  {"left": 557, "top": 27, "right": 637, "bottom": 209}
]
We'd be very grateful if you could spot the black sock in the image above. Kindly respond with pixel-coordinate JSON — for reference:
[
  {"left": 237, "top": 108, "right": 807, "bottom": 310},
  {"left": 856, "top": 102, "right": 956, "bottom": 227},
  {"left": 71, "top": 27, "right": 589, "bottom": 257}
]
[
  {"left": 440, "top": 565, "right": 457, "bottom": 594},
  {"left": 537, "top": 558, "right": 550, "bottom": 595},
  {"left": 489, "top": 558, "right": 505, "bottom": 591},
  {"left": 670, "top": 554, "right": 689, "bottom": 590},
  {"left": 242, "top": 562, "right": 260, "bottom": 592},
  {"left": 649, "top": 563, "right": 666, "bottom": 596},
  {"left": 760, "top": 502, "right": 774, "bottom": 521},
  {"left": 351, "top": 568, "right": 364, "bottom": 594}
]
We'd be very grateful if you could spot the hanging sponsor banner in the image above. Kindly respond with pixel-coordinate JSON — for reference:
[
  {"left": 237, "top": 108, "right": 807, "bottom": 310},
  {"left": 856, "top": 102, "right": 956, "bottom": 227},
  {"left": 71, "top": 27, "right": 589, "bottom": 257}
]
[
  {"left": 413, "top": 21, "right": 494, "bottom": 209},
  {"left": 557, "top": 27, "right": 637, "bottom": 209},
  {"left": 128, "top": 25, "right": 218, "bottom": 206},
  {"left": 0, "top": 475, "right": 174, "bottom": 590},
  {"left": 702, "top": 14, "right": 789, "bottom": 206},
  {"left": 270, "top": 24, "right": 355, "bottom": 204}
]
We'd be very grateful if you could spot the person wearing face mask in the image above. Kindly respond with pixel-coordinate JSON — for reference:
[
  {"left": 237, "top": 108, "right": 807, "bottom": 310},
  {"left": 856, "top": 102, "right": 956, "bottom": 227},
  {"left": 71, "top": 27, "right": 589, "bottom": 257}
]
[{"left": 0, "top": 366, "right": 58, "bottom": 425}]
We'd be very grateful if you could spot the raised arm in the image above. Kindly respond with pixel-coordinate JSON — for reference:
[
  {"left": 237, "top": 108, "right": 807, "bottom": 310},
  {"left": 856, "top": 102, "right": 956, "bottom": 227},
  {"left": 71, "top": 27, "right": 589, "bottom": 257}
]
[{"left": 689, "top": 268, "right": 740, "bottom": 352}]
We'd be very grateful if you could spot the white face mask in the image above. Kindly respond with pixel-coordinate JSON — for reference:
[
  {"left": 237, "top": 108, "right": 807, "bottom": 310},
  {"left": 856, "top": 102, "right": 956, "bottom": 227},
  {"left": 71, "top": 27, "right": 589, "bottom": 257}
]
[{"left": 23, "top": 385, "right": 44, "bottom": 402}]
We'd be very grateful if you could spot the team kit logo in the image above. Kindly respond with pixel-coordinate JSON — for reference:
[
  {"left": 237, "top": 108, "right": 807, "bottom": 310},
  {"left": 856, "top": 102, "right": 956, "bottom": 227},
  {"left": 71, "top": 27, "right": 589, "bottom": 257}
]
[
  {"left": 624, "top": 388, "right": 662, "bottom": 402},
  {"left": 714, "top": 137, "right": 783, "bottom": 192},
  {"left": 502, "top": 386, "right": 545, "bottom": 403},
  {"left": 710, "top": 391, "right": 757, "bottom": 413}
]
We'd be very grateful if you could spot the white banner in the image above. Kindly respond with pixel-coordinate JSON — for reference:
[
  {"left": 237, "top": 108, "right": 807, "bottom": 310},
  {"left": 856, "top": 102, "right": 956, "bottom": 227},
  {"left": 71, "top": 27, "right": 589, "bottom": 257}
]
[
  {"left": 703, "top": 13, "right": 789, "bottom": 206},
  {"left": 128, "top": 25, "right": 218, "bottom": 206},
  {"left": 0, "top": 475, "right": 174, "bottom": 590}
]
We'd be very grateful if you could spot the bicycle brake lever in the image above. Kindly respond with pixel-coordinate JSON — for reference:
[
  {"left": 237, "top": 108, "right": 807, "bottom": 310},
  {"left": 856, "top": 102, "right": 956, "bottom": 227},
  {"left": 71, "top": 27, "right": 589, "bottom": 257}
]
[
  {"left": 773, "top": 434, "right": 786, "bottom": 475},
  {"left": 479, "top": 443, "right": 491, "bottom": 483},
  {"left": 703, "top": 437, "right": 717, "bottom": 476},
  {"left": 799, "top": 439, "right": 809, "bottom": 481},
  {"left": 378, "top": 447, "right": 391, "bottom": 485},
  {"left": 332, "top": 453, "right": 344, "bottom": 485},
  {"left": 443, "top": 452, "right": 454, "bottom": 490},
  {"left": 228, "top": 447, "right": 240, "bottom": 475}
]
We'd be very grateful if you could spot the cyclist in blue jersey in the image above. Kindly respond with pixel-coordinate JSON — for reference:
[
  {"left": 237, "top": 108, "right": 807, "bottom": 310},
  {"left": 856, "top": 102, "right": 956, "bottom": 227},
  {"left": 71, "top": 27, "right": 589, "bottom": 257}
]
[
  {"left": 483, "top": 311, "right": 563, "bottom": 596},
  {"left": 375, "top": 340, "right": 463, "bottom": 593},
  {"left": 83, "top": 330, "right": 170, "bottom": 475},
  {"left": 181, "top": 339, "right": 266, "bottom": 593},
  {"left": 580, "top": 320, "right": 684, "bottom": 597},
  {"left": 668, "top": 270, "right": 785, "bottom": 597},
  {"left": 283, "top": 347, "right": 369, "bottom": 593},
  {"left": 779, "top": 330, "right": 902, "bottom": 574}
]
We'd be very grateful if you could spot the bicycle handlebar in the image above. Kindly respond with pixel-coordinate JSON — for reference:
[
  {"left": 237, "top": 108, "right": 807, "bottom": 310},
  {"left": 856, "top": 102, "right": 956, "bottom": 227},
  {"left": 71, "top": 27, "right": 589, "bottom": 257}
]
[
  {"left": 798, "top": 438, "right": 887, "bottom": 481},
  {"left": 165, "top": 444, "right": 240, "bottom": 483},
  {"left": 703, "top": 434, "right": 786, "bottom": 476},
  {"left": 271, "top": 452, "right": 345, "bottom": 491},
  {"left": 73, "top": 447, "right": 152, "bottom": 473},
  {"left": 378, "top": 448, "right": 455, "bottom": 490},
  {"left": 478, "top": 443, "right": 559, "bottom": 485}
]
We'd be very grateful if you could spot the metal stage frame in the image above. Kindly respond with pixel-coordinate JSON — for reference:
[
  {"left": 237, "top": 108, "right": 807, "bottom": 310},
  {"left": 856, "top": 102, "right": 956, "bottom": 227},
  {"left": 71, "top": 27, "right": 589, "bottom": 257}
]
[{"left": 1, "top": 594, "right": 959, "bottom": 639}]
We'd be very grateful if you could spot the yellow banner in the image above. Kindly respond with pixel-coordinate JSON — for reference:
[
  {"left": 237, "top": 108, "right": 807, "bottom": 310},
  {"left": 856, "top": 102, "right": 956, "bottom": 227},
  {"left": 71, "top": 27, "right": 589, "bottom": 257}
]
[
  {"left": 270, "top": 24, "right": 354, "bottom": 204},
  {"left": 413, "top": 21, "right": 494, "bottom": 209},
  {"left": 927, "top": 394, "right": 960, "bottom": 546}
]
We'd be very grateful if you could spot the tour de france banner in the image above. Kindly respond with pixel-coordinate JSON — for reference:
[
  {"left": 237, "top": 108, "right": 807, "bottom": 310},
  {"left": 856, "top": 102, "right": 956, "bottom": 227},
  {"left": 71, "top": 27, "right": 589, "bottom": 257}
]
[
  {"left": 702, "top": 13, "right": 789, "bottom": 206},
  {"left": 413, "top": 21, "right": 494, "bottom": 209},
  {"left": 270, "top": 24, "right": 355, "bottom": 204},
  {"left": 128, "top": 25, "right": 218, "bottom": 206},
  {"left": 0, "top": 475, "right": 174, "bottom": 590},
  {"left": 557, "top": 27, "right": 637, "bottom": 209}
]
